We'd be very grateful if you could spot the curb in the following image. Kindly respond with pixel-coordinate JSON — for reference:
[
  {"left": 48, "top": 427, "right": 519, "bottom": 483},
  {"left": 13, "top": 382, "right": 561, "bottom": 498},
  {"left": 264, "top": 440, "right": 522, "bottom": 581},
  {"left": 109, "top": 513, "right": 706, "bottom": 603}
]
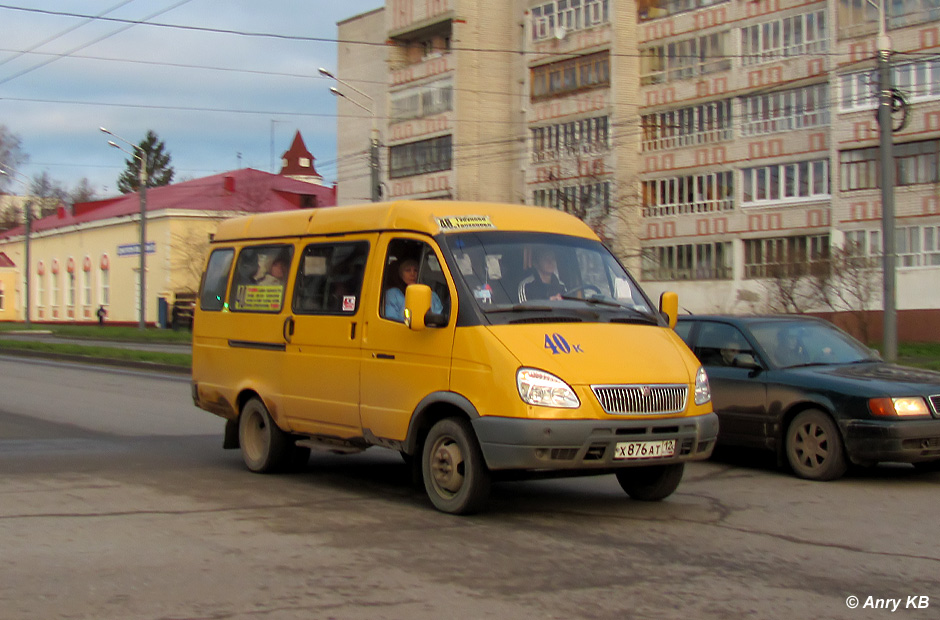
[{"left": 0, "top": 346, "right": 190, "bottom": 376}]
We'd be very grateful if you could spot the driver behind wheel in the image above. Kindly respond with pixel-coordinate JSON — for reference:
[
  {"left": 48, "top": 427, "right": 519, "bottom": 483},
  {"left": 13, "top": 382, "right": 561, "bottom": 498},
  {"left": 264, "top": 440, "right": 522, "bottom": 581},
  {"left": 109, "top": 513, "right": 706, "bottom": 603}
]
[{"left": 518, "top": 247, "right": 565, "bottom": 301}]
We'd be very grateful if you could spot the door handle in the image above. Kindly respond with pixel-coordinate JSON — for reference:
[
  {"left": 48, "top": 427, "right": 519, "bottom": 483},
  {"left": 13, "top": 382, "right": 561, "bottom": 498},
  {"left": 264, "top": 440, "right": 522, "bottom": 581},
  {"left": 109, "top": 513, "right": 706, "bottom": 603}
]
[{"left": 283, "top": 315, "right": 295, "bottom": 342}]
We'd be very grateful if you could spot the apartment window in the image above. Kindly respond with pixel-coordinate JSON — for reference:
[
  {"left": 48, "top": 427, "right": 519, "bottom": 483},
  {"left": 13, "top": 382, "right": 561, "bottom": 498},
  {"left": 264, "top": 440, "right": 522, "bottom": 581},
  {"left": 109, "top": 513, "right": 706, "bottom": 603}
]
[
  {"left": 533, "top": 181, "right": 611, "bottom": 216},
  {"left": 838, "top": 0, "right": 880, "bottom": 37},
  {"left": 642, "top": 171, "right": 734, "bottom": 216},
  {"left": 741, "top": 10, "right": 827, "bottom": 66},
  {"left": 531, "top": 0, "right": 610, "bottom": 41},
  {"left": 840, "top": 56, "right": 940, "bottom": 111},
  {"left": 744, "top": 235, "right": 830, "bottom": 278},
  {"left": 67, "top": 271, "right": 75, "bottom": 307},
  {"left": 638, "top": 0, "right": 729, "bottom": 23},
  {"left": 389, "top": 135, "right": 452, "bottom": 179},
  {"left": 741, "top": 159, "right": 829, "bottom": 205},
  {"left": 0, "top": 281, "right": 4, "bottom": 311},
  {"left": 887, "top": 0, "right": 940, "bottom": 29},
  {"left": 531, "top": 52, "right": 609, "bottom": 99},
  {"left": 840, "top": 139, "right": 940, "bottom": 190},
  {"left": 897, "top": 225, "right": 940, "bottom": 267},
  {"left": 391, "top": 83, "right": 453, "bottom": 123},
  {"left": 641, "top": 99, "right": 732, "bottom": 151},
  {"left": 741, "top": 84, "right": 829, "bottom": 136},
  {"left": 642, "top": 242, "right": 733, "bottom": 281},
  {"left": 641, "top": 31, "right": 731, "bottom": 85},
  {"left": 36, "top": 272, "right": 44, "bottom": 307},
  {"left": 531, "top": 115, "right": 609, "bottom": 161}
]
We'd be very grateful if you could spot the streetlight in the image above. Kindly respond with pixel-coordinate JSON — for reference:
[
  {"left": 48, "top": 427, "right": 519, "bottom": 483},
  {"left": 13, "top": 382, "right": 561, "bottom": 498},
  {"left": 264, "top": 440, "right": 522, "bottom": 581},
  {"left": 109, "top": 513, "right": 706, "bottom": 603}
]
[
  {"left": 319, "top": 67, "right": 381, "bottom": 202},
  {"left": 100, "top": 126, "right": 148, "bottom": 329},
  {"left": 0, "top": 167, "right": 31, "bottom": 327}
]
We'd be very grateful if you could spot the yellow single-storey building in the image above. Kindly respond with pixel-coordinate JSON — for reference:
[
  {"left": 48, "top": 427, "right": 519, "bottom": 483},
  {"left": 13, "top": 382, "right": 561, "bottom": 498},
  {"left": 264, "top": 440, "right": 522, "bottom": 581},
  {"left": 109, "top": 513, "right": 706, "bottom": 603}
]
[{"left": 0, "top": 167, "right": 334, "bottom": 325}]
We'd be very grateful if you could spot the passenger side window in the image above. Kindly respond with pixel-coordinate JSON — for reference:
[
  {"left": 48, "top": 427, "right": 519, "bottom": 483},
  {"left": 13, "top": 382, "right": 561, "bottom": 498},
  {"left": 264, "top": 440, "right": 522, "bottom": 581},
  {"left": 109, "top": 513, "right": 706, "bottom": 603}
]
[
  {"left": 229, "top": 245, "right": 294, "bottom": 313},
  {"left": 381, "top": 238, "right": 450, "bottom": 324},
  {"left": 200, "top": 248, "right": 234, "bottom": 311},
  {"left": 695, "top": 322, "right": 755, "bottom": 368},
  {"left": 292, "top": 242, "right": 369, "bottom": 315}
]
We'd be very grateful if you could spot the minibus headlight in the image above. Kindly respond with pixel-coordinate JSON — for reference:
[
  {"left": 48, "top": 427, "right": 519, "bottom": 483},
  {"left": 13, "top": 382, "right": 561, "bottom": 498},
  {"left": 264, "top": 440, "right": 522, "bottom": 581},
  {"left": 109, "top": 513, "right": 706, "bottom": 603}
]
[
  {"left": 516, "top": 368, "right": 580, "bottom": 408},
  {"left": 694, "top": 366, "right": 711, "bottom": 405}
]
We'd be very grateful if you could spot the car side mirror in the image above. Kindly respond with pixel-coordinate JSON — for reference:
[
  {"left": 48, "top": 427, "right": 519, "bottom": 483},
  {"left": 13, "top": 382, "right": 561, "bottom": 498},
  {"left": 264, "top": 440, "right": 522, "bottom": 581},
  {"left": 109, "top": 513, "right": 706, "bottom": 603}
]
[
  {"left": 659, "top": 291, "right": 678, "bottom": 329},
  {"left": 404, "top": 284, "right": 432, "bottom": 330}
]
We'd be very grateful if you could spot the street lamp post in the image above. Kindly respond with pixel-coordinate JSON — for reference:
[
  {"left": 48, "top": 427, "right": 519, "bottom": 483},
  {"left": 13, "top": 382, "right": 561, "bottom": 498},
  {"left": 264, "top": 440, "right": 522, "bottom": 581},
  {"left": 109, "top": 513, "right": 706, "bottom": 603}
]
[
  {"left": 0, "top": 168, "right": 31, "bottom": 327},
  {"left": 100, "top": 127, "right": 149, "bottom": 330},
  {"left": 318, "top": 67, "right": 381, "bottom": 202}
]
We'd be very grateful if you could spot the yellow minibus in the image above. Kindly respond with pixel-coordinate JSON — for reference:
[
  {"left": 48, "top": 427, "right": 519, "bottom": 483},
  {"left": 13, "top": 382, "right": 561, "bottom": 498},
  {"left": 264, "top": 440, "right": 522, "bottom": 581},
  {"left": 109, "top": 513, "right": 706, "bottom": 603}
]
[{"left": 192, "top": 201, "right": 717, "bottom": 514}]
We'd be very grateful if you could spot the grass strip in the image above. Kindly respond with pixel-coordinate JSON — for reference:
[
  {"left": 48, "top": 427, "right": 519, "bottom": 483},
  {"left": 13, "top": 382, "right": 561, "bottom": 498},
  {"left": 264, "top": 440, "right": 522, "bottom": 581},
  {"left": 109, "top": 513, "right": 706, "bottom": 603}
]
[
  {"left": 0, "top": 323, "right": 192, "bottom": 344},
  {"left": 0, "top": 339, "right": 191, "bottom": 369}
]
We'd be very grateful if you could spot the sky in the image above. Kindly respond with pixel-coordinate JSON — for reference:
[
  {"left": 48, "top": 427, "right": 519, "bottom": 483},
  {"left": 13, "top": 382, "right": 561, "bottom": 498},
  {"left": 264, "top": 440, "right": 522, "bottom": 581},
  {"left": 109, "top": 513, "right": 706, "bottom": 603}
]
[{"left": 0, "top": 0, "right": 382, "bottom": 197}]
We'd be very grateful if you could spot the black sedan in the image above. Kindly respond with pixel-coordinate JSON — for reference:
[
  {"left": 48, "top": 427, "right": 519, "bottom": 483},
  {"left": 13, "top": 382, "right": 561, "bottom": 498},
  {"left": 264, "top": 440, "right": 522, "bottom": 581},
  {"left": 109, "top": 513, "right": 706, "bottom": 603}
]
[{"left": 676, "top": 315, "right": 940, "bottom": 480}]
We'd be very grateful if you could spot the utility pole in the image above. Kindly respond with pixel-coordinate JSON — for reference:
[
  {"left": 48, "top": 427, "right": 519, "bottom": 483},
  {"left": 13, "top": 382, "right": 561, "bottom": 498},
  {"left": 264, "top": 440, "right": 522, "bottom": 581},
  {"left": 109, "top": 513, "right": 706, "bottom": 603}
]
[
  {"left": 876, "top": 3, "right": 897, "bottom": 362},
  {"left": 319, "top": 67, "right": 382, "bottom": 202}
]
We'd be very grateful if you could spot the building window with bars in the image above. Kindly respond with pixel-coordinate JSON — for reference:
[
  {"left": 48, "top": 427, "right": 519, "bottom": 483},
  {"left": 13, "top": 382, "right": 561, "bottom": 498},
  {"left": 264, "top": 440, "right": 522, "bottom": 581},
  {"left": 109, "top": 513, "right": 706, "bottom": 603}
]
[
  {"left": 744, "top": 234, "right": 830, "bottom": 278},
  {"left": 839, "top": 56, "right": 940, "bottom": 111},
  {"left": 531, "top": 52, "right": 610, "bottom": 99},
  {"left": 741, "top": 10, "right": 827, "bottom": 66},
  {"left": 641, "top": 99, "right": 732, "bottom": 151},
  {"left": 840, "top": 139, "right": 940, "bottom": 191},
  {"left": 642, "top": 171, "right": 734, "bottom": 216},
  {"left": 741, "top": 159, "right": 829, "bottom": 205},
  {"left": 740, "top": 83, "right": 829, "bottom": 136},
  {"left": 389, "top": 135, "right": 453, "bottom": 179},
  {"left": 531, "top": 115, "right": 609, "bottom": 161},
  {"left": 531, "top": 0, "right": 611, "bottom": 41},
  {"left": 642, "top": 241, "right": 733, "bottom": 281}
]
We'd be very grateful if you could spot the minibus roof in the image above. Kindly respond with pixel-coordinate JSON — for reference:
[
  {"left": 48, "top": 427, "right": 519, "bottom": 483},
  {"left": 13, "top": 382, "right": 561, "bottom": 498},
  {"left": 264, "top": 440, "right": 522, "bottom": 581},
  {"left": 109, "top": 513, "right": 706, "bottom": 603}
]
[{"left": 211, "top": 200, "right": 598, "bottom": 242}]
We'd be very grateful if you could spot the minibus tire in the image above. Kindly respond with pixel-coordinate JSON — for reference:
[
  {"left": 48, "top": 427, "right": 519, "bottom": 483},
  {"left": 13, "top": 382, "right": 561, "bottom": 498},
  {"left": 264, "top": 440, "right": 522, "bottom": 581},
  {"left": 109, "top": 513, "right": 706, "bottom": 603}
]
[
  {"left": 615, "top": 463, "right": 685, "bottom": 501},
  {"left": 422, "top": 418, "right": 491, "bottom": 515},
  {"left": 239, "top": 397, "right": 291, "bottom": 473}
]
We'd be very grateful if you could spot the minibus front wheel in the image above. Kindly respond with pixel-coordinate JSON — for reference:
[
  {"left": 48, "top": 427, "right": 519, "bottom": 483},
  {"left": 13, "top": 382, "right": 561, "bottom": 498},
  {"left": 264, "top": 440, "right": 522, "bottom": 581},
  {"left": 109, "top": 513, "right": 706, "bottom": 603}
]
[
  {"left": 239, "top": 397, "right": 291, "bottom": 473},
  {"left": 615, "top": 463, "right": 685, "bottom": 501},
  {"left": 422, "top": 417, "right": 491, "bottom": 515}
]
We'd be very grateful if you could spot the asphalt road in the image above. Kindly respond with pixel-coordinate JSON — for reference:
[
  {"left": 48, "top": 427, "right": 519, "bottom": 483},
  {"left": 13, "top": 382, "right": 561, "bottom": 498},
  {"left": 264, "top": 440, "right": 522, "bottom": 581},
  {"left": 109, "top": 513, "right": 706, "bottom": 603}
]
[{"left": 1, "top": 355, "right": 938, "bottom": 620}]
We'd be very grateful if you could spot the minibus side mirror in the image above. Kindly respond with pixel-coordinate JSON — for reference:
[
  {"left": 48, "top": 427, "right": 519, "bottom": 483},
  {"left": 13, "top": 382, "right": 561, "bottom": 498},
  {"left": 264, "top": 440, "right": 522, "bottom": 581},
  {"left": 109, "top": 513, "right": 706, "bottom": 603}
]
[
  {"left": 659, "top": 291, "right": 678, "bottom": 329},
  {"left": 404, "top": 284, "right": 432, "bottom": 330}
]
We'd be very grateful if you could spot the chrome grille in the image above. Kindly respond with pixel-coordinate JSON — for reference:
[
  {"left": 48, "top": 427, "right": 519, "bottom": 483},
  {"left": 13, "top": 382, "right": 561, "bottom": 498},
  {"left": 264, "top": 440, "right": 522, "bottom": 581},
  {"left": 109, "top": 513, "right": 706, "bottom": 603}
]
[
  {"left": 930, "top": 394, "right": 940, "bottom": 416},
  {"left": 592, "top": 384, "right": 688, "bottom": 415}
]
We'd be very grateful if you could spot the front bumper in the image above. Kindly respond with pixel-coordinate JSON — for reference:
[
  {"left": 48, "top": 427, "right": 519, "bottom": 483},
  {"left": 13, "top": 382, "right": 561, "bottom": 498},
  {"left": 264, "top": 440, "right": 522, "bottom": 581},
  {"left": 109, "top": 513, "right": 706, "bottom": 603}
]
[
  {"left": 841, "top": 418, "right": 940, "bottom": 464},
  {"left": 472, "top": 412, "right": 719, "bottom": 471}
]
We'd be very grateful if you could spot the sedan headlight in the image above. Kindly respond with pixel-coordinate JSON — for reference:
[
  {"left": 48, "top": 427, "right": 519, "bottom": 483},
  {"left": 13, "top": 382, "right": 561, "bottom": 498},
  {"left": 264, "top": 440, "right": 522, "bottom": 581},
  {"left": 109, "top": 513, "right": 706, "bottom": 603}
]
[
  {"left": 694, "top": 366, "right": 711, "bottom": 405},
  {"left": 517, "top": 368, "right": 580, "bottom": 408},
  {"left": 869, "top": 397, "right": 931, "bottom": 418}
]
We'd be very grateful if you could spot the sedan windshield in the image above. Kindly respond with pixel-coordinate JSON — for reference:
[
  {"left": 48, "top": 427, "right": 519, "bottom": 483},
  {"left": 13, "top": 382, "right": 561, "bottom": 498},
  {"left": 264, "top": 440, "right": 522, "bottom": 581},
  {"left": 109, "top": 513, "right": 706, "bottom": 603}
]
[
  {"left": 749, "top": 321, "right": 878, "bottom": 368},
  {"left": 443, "top": 231, "right": 656, "bottom": 323}
]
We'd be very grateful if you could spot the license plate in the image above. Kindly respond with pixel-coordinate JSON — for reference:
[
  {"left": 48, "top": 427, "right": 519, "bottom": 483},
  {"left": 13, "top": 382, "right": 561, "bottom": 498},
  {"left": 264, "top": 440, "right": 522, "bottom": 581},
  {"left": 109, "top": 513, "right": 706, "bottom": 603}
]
[{"left": 614, "top": 439, "right": 676, "bottom": 460}]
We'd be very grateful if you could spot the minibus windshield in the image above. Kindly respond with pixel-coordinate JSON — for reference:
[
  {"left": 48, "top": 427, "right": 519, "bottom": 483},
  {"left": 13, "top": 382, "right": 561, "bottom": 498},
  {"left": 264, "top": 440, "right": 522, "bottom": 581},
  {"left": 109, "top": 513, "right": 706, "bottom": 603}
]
[{"left": 443, "top": 231, "right": 658, "bottom": 322}]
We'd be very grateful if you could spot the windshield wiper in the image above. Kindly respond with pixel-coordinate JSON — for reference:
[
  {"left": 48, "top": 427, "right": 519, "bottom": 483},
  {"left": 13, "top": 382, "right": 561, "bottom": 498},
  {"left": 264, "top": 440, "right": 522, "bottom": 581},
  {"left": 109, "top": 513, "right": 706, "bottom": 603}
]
[
  {"left": 483, "top": 303, "right": 554, "bottom": 314},
  {"left": 560, "top": 294, "right": 624, "bottom": 308}
]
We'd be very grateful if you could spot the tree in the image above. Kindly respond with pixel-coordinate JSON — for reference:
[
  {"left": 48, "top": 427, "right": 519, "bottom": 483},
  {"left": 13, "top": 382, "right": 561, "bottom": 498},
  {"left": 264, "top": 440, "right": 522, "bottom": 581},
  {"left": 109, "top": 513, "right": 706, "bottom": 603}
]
[
  {"left": 28, "top": 171, "right": 68, "bottom": 218},
  {"left": 0, "top": 203, "right": 22, "bottom": 234},
  {"left": 69, "top": 177, "right": 97, "bottom": 204},
  {"left": 0, "top": 124, "right": 28, "bottom": 193},
  {"left": 116, "top": 130, "right": 174, "bottom": 194}
]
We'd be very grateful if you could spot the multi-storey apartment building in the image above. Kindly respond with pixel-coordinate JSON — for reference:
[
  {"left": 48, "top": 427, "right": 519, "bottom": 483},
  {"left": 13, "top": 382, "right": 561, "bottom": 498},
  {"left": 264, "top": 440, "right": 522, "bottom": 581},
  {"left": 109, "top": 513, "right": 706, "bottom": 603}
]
[{"left": 335, "top": 0, "right": 940, "bottom": 340}]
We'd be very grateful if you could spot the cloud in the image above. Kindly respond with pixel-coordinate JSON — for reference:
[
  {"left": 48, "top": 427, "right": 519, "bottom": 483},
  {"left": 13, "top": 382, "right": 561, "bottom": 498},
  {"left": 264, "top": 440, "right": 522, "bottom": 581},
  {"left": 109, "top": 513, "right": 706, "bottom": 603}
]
[{"left": 0, "top": 0, "right": 381, "bottom": 194}]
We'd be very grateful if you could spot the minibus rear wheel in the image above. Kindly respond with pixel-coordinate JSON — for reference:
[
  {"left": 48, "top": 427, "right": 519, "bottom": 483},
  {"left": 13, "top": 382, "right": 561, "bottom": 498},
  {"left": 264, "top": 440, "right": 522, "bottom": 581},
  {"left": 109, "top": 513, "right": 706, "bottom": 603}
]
[
  {"left": 615, "top": 463, "right": 685, "bottom": 501},
  {"left": 422, "top": 418, "right": 491, "bottom": 515},
  {"left": 239, "top": 397, "right": 290, "bottom": 473}
]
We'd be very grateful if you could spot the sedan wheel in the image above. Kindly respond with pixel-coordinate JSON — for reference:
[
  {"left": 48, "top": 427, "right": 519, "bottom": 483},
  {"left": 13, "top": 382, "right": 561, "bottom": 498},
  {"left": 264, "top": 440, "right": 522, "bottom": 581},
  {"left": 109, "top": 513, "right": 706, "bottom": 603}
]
[{"left": 785, "top": 410, "right": 847, "bottom": 481}]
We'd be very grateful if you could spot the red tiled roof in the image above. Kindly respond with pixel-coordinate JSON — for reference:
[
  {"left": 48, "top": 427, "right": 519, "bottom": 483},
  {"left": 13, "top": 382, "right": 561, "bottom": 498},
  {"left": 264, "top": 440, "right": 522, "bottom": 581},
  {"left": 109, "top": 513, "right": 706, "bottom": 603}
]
[
  {"left": 0, "top": 251, "right": 15, "bottom": 268},
  {"left": 280, "top": 131, "right": 322, "bottom": 179},
  {"left": 0, "top": 168, "right": 335, "bottom": 239}
]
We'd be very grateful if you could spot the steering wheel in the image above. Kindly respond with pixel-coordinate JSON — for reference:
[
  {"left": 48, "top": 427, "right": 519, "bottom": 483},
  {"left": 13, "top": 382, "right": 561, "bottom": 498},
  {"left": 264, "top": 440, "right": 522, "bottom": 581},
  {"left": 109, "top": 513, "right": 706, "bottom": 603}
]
[{"left": 564, "top": 284, "right": 603, "bottom": 299}]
